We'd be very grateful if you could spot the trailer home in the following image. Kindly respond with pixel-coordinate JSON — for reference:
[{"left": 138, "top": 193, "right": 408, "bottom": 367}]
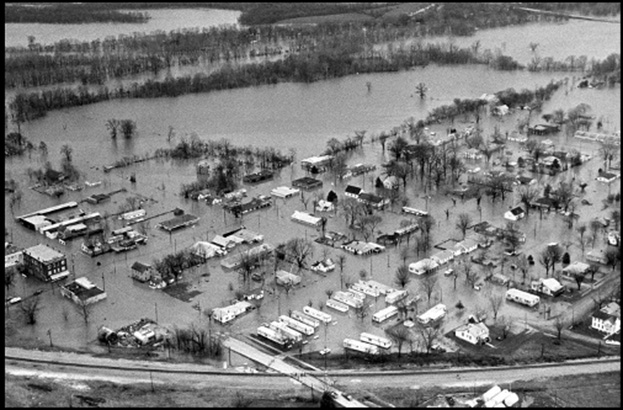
[
  {"left": 303, "top": 306, "right": 332, "bottom": 324},
  {"left": 343, "top": 338, "right": 379, "bottom": 355},
  {"left": 372, "top": 305, "right": 399, "bottom": 323},
  {"left": 417, "top": 303, "right": 447, "bottom": 325},
  {"left": 505, "top": 288, "right": 540, "bottom": 307},
  {"left": 278, "top": 315, "right": 315, "bottom": 335},
  {"left": 360, "top": 332, "right": 393, "bottom": 349}
]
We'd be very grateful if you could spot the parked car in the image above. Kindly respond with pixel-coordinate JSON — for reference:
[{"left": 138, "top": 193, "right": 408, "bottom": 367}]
[
  {"left": 33, "top": 289, "right": 44, "bottom": 296},
  {"left": 319, "top": 348, "right": 331, "bottom": 356},
  {"left": 6, "top": 296, "right": 22, "bottom": 305},
  {"left": 473, "top": 284, "right": 482, "bottom": 291},
  {"left": 342, "top": 394, "right": 353, "bottom": 401},
  {"left": 504, "top": 249, "right": 521, "bottom": 256},
  {"left": 444, "top": 268, "right": 454, "bottom": 277}
]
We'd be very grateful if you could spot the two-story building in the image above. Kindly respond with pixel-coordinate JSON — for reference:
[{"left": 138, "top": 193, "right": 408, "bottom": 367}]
[
  {"left": 22, "top": 243, "right": 70, "bottom": 282},
  {"left": 591, "top": 302, "right": 620, "bottom": 335}
]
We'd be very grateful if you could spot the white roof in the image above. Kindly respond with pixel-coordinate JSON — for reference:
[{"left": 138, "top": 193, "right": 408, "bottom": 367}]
[
  {"left": 24, "top": 244, "right": 65, "bottom": 262},
  {"left": 291, "top": 211, "right": 321, "bottom": 225},
  {"left": 74, "top": 277, "right": 96, "bottom": 289},
  {"left": 541, "top": 278, "right": 563, "bottom": 291},
  {"left": 301, "top": 155, "right": 333, "bottom": 164},
  {"left": 409, "top": 258, "right": 439, "bottom": 272},
  {"left": 271, "top": 186, "right": 300, "bottom": 197}
]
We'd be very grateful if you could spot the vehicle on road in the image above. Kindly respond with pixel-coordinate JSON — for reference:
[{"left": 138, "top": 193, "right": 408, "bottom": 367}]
[
  {"left": 33, "top": 289, "right": 44, "bottom": 296},
  {"left": 319, "top": 348, "right": 331, "bottom": 355},
  {"left": 343, "top": 394, "right": 353, "bottom": 401}
]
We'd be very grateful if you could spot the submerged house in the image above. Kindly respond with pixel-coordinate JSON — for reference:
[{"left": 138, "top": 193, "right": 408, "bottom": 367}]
[
  {"left": 22, "top": 243, "right": 70, "bottom": 282},
  {"left": 504, "top": 206, "right": 525, "bottom": 221}
]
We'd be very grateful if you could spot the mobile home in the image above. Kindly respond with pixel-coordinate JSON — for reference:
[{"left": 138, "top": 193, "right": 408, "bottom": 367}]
[
  {"left": 257, "top": 325, "right": 290, "bottom": 347},
  {"left": 291, "top": 310, "right": 320, "bottom": 329},
  {"left": 417, "top": 304, "right": 447, "bottom": 325},
  {"left": 385, "top": 289, "right": 408, "bottom": 304},
  {"left": 333, "top": 291, "right": 364, "bottom": 308},
  {"left": 505, "top": 288, "right": 540, "bottom": 307},
  {"left": 372, "top": 305, "right": 399, "bottom": 323},
  {"left": 278, "top": 315, "right": 315, "bottom": 335},
  {"left": 326, "top": 299, "right": 349, "bottom": 313},
  {"left": 303, "top": 306, "right": 332, "bottom": 324},
  {"left": 343, "top": 338, "right": 379, "bottom": 355},
  {"left": 360, "top": 332, "right": 393, "bottom": 349}
]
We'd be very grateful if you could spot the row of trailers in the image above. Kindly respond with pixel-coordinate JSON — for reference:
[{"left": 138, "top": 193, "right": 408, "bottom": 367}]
[
  {"left": 256, "top": 306, "right": 333, "bottom": 349},
  {"left": 343, "top": 332, "right": 393, "bottom": 355}
]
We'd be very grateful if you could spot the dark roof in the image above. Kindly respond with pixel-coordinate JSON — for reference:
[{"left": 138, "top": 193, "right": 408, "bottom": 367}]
[
  {"left": 359, "top": 192, "right": 385, "bottom": 204},
  {"left": 516, "top": 176, "right": 534, "bottom": 183},
  {"left": 510, "top": 206, "right": 524, "bottom": 215},
  {"left": 593, "top": 310, "right": 616, "bottom": 321},
  {"left": 131, "top": 261, "right": 151, "bottom": 273},
  {"left": 345, "top": 185, "right": 362, "bottom": 194}
]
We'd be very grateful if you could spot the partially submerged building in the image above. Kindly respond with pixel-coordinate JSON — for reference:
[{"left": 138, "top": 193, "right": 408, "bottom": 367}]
[
  {"left": 61, "top": 277, "right": 107, "bottom": 305},
  {"left": 157, "top": 213, "right": 199, "bottom": 232},
  {"left": 22, "top": 243, "right": 70, "bottom": 282}
]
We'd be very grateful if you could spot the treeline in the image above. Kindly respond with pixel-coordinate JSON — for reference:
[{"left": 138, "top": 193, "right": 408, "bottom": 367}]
[
  {"left": 524, "top": 2, "right": 621, "bottom": 16},
  {"left": 5, "top": 4, "right": 149, "bottom": 24},
  {"left": 6, "top": 3, "right": 570, "bottom": 89},
  {"left": 237, "top": 3, "right": 390, "bottom": 25},
  {"left": 8, "top": 42, "right": 512, "bottom": 121}
]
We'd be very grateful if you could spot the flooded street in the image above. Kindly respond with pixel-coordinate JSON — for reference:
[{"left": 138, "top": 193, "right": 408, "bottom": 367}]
[{"left": 4, "top": 11, "right": 620, "bottom": 359}]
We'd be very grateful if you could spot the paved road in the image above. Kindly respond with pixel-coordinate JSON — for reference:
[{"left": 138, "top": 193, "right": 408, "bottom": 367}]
[{"left": 6, "top": 345, "right": 619, "bottom": 403}]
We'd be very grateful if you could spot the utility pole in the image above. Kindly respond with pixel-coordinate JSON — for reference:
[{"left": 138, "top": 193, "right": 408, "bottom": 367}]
[
  {"left": 71, "top": 255, "right": 75, "bottom": 280},
  {"left": 155, "top": 302, "right": 159, "bottom": 323},
  {"left": 47, "top": 329, "right": 53, "bottom": 347},
  {"left": 101, "top": 271, "right": 106, "bottom": 291}
]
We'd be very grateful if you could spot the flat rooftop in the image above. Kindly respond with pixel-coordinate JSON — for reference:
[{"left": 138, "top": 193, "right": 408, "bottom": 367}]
[{"left": 23, "top": 244, "right": 65, "bottom": 263}]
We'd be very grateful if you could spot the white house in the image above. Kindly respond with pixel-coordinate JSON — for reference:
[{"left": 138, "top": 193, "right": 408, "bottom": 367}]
[
  {"left": 212, "top": 301, "right": 253, "bottom": 324},
  {"left": 275, "top": 270, "right": 302, "bottom": 286},
  {"left": 291, "top": 211, "right": 322, "bottom": 227},
  {"left": 315, "top": 199, "right": 335, "bottom": 212},
  {"left": 596, "top": 172, "right": 620, "bottom": 184},
  {"left": 191, "top": 241, "right": 226, "bottom": 260},
  {"left": 382, "top": 176, "right": 399, "bottom": 190},
  {"left": 271, "top": 186, "right": 300, "bottom": 198},
  {"left": 311, "top": 258, "right": 335, "bottom": 273},
  {"left": 591, "top": 302, "right": 620, "bottom": 335},
  {"left": 504, "top": 206, "right": 525, "bottom": 222},
  {"left": 453, "top": 238, "right": 479, "bottom": 256},
  {"left": 455, "top": 322, "right": 490, "bottom": 345},
  {"left": 562, "top": 261, "right": 591, "bottom": 278},
  {"left": 430, "top": 250, "right": 454, "bottom": 266},
  {"left": 530, "top": 278, "right": 564, "bottom": 297},
  {"left": 408, "top": 258, "right": 439, "bottom": 275},
  {"left": 344, "top": 185, "right": 363, "bottom": 199}
]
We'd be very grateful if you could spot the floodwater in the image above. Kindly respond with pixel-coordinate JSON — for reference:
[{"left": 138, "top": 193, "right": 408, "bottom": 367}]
[
  {"left": 4, "top": 15, "right": 621, "bottom": 355},
  {"left": 4, "top": 8, "right": 241, "bottom": 48}
]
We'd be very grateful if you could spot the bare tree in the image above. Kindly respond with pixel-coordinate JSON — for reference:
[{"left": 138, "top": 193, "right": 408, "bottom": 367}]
[
  {"left": 456, "top": 213, "right": 472, "bottom": 239},
  {"left": 286, "top": 238, "right": 315, "bottom": 272},
  {"left": 355, "top": 302, "right": 370, "bottom": 322},
  {"left": 418, "top": 322, "right": 441, "bottom": 354},
  {"left": 487, "top": 292, "right": 504, "bottom": 322},
  {"left": 399, "top": 246, "right": 410, "bottom": 265},
  {"left": 539, "top": 250, "right": 552, "bottom": 277},
  {"left": 76, "top": 299, "right": 93, "bottom": 325},
  {"left": 5, "top": 266, "right": 16, "bottom": 295},
  {"left": 386, "top": 326, "right": 411, "bottom": 358},
  {"left": 573, "top": 272, "right": 585, "bottom": 290},
  {"left": 554, "top": 316, "right": 566, "bottom": 340},
  {"left": 20, "top": 295, "right": 42, "bottom": 325},
  {"left": 394, "top": 264, "right": 411, "bottom": 289},
  {"left": 415, "top": 82, "right": 428, "bottom": 100},
  {"left": 604, "top": 249, "right": 619, "bottom": 272},
  {"left": 546, "top": 244, "right": 563, "bottom": 276},
  {"left": 498, "top": 315, "right": 511, "bottom": 339},
  {"left": 422, "top": 275, "right": 437, "bottom": 304}
]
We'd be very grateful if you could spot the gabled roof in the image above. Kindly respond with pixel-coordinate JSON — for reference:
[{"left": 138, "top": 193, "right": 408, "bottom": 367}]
[
  {"left": 359, "top": 192, "right": 385, "bottom": 204},
  {"left": 131, "top": 261, "right": 152, "bottom": 273},
  {"left": 345, "top": 185, "right": 362, "bottom": 195},
  {"left": 509, "top": 206, "right": 524, "bottom": 215}
]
